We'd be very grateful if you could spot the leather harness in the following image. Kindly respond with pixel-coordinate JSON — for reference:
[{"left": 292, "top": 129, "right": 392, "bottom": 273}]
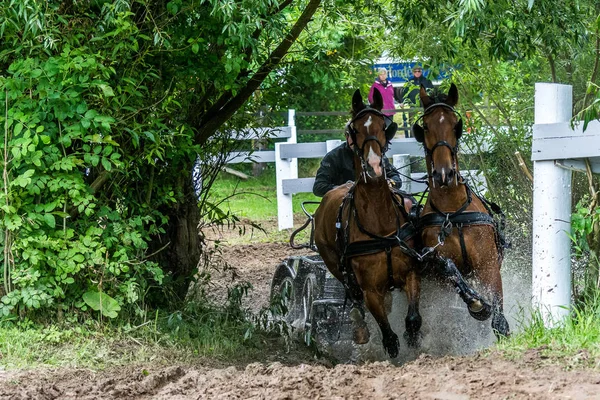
[
  {"left": 416, "top": 102, "right": 507, "bottom": 272},
  {"left": 336, "top": 183, "right": 419, "bottom": 292},
  {"left": 418, "top": 182, "right": 507, "bottom": 274}
]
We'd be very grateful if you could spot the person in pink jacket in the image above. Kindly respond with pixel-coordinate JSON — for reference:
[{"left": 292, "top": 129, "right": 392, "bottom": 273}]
[{"left": 368, "top": 68, "right": 396, "bottom": 116}]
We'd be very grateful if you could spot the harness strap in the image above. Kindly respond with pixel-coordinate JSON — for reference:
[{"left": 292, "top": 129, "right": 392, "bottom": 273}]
[
  {"left": 344, "top": 222, "right": 417, "bottom": 258},
  {"left": 418, "top": 182, "right": 506, "bottom": 263},
  {"left": 429, "top": 182, "right": 473, "bottom": 219},
  {"left": 418, "top": 210, "right": 496, "bottom": 228},
  {"left": 335, "top": 183, "right": 419, "bottom": 294}
]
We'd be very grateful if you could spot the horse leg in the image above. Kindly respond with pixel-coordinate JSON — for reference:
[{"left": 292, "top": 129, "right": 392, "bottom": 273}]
[
  {"left": 475, "top": 263, "right": 510, "bottom": 337},
  {"left": 364, "top": 290, "right": 399, "bottom": 358},
  {"left": 426, "top": 252, "right": 492, "bottom": 321},
  {"left": 492, "top": 294, "right": 510, "bottom": 337},
  {"left": 485, "top": 270, "right": 510, "bottom": 337},
  {"left": 348, "top": 302, "right": 370, "bottom": 344},
  {"left": 343, "top": 267, "right": 371, "bottom": 344},
  {"left": 403, "top": 270, "right": 422, "bottom": 348}
]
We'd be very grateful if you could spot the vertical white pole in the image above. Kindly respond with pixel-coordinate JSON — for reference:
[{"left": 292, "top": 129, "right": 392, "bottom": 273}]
[
  {"left": 276, "top": 110, "right": 297, "bottom": 230},
  {"left": 326, "top": 139, "right": 342, "bottom": 152},
  {"left": 393, "top": 154, "right": 411, "bottom": 193},
  {"left": 532, "top": 83, "right": 572, "bottom": 326}
]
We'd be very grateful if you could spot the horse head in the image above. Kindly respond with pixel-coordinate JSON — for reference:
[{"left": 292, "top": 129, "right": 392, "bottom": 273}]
[
  {"left": 348, "top": 89, "right": 394, "bottom": 182},
  {"left": 412, "top": 83, "right": 464, "bottom": 188}
]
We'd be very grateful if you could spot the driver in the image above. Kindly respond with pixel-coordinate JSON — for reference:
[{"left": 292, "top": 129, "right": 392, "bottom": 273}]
[{"left": 312, "top": 125, "right": 403, "bottom": 197}]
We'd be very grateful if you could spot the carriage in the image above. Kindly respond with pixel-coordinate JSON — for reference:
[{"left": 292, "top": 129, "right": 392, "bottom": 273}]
[
  {"left": 269, "top": 200, "right": 354, "bottom": 344},
  {"left": 270, "top": 253, "right": 353, "bottom": 344}
]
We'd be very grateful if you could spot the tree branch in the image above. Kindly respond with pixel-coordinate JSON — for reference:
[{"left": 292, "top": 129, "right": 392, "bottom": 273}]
[
  {"left": 583, "top": 26, "right": 600, "bottom": 108},
  {"left": 193, "top": 0, "right": 323, "bottom": 145}
]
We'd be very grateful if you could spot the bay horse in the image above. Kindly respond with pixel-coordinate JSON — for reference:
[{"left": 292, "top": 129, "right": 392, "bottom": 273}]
[
  {"left": 313, "top": 89, "right": 421, "bottom": 358},
  {"left": 412, "top": 83, "right": 510, "bottom": 337}
]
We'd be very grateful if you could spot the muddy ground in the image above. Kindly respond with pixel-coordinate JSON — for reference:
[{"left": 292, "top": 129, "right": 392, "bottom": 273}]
[{"left": 1, "top": 219, "right": 599, "bottom": 399}]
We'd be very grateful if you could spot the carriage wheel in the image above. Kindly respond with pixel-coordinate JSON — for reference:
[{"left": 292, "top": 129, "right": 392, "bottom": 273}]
[
  {"left": 301, "top": 274, "right": 316, "bottom": 342},
  {"left": 270, "top": 273, "right": 296, "bottom": 324}
]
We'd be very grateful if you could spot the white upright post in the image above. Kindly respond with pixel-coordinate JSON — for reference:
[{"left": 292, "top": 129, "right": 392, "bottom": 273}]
[
  {"left": 393, "top": 154, "right": 411, "bottom": 193},
  {"left": 326, "top": 139, "right": 342, "bottom": 152},
  {"left": 275, "top": 110, "right": 297, "bottom": 230},
  {"left": 532, "top": 83, "right": 572, "bottom": 326}
]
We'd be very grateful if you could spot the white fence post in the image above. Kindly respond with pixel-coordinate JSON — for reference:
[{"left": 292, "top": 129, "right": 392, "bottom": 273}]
[
  {"left": 532, "top": 83, "right": 573, "bottom": 326},
  {"left": 326, "top": 139, "right": 342, "bottom": 152},
  {"left": 393, "top": 154, "right": 411, "bottom": 192},
  {"left": 275, "top": 110, "right": 298, "bottom": 230}
]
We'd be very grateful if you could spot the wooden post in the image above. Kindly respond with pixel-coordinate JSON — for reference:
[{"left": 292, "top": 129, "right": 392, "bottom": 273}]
[
  {"left": 393, "top": 154, "right": 411, "bottom": 192},
  {"left": 275, "top": 110, "right": 297, "bottom": 230},
  {"left": 532, "top": 83, "right": 572, "bottom": 326}
]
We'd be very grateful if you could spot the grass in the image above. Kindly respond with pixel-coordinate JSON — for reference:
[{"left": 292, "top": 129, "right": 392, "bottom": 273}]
[
  {"left": 208, "top": 168, "right": 320, "bottom": 222},
  {"left": 0, "top": 288, "right": 293, "bottom": 370},
  {"left": 493, "top": 297, "right": 600, "bottom": 368}
]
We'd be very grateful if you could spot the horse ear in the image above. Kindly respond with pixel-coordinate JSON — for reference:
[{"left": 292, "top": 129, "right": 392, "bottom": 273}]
[
  {"left": 412, "top": 123, "right": 425, "bottom": 143},
  {"left": 352, "top": 89, "right": 364, "bottom": 114},
  {"left": 446, "top": 83, "right": 459, "bottom": 107},
  {"left": 455, "top": 118, "right": 463, "bottom": 140},
  {"left": 419, "top": 85, "right": 432, "bottom": 108},
  {"left": 371, "top": 87, "right": 383, "bottom": 111}
]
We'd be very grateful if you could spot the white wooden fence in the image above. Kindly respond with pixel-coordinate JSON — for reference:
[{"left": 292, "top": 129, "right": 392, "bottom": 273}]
[
  {"left": 531, "top": 83, "right": 600, "bottom": 326},
  {"left": 225, "top": 109, "right": 488, "bottom": 230}
]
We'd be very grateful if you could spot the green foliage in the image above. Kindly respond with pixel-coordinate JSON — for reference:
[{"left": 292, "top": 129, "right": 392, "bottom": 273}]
[
  {"left": 83, "top": 290, "right": 122, "bottom": 319},
  {"left": 0, "top": 289, "right": 290, "bottom": 369},
  {"left": 0, "top": 1, "right": 192, "bottom": 318},
  {"left": 497, "top": 293, "right": 600, "bottom": 365},
  {"left": 0, "top": 0, "right": 357, "bottom": 320},
  {"left": 568, "top": 196, "right": 600, "bottom": 302},
  {"left": 570, "top": 199, "right": 600, "bottom": 256}
]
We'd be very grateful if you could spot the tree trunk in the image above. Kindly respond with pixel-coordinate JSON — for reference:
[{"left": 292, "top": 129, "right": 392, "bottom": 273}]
[{"left": 146, "top": 168, "right": 201, "bottom": 308}]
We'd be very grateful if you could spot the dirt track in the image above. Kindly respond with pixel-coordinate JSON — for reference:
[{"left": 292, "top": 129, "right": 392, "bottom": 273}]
[
  {"left": 1, "top": 348, "right": 599, "bottom": 399},
  {"left": 1, "top": 222, "right": 599, "bottom": 399}
]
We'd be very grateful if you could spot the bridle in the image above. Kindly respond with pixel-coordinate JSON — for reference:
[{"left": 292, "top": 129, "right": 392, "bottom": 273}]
[
  {"left": 346, "top": 107, "right": 395, "bottom": 181},
  {"left": 413, "top": 103, "right": 463, "bottom": 178}
]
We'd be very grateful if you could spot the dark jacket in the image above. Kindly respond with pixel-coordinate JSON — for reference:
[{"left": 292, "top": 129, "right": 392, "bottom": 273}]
[
  {"left": 312, "top": 142, "right": 402, "bottom": 197},
  {"left": 405, "top": 76, "right": 434, "bottom": 105}
]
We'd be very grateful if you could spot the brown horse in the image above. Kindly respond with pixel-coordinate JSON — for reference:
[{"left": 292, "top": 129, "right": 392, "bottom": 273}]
[
  {"left": 412, "top": 83, "right": 510, "bottom": 337},
  {"left": 313, "top": 89, "right": 422, "bottom": 358}
]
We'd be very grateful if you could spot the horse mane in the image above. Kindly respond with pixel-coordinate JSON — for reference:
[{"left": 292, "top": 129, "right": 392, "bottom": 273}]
[{"left": 429, "top": 89, "right": 449, "bottom": 104}]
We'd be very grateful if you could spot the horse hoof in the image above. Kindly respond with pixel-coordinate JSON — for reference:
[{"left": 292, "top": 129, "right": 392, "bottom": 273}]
[
  {"left": 468, "top": 301, "right": 492, "bottom": 321},
  {"left": 353, "top": 325, "right": 370, "bottom": 344},
  {"left": 349, "top": 307, "right": 365, "bottom": 323},
  {"left": 383, "top": 334, "right": 400, "bottom": 358},
  {"left": 492, "top": 314, "right": 510, "bottom": 338},
  {"left": 403, "top": 330, "right": 422, "bottom": 348}
]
